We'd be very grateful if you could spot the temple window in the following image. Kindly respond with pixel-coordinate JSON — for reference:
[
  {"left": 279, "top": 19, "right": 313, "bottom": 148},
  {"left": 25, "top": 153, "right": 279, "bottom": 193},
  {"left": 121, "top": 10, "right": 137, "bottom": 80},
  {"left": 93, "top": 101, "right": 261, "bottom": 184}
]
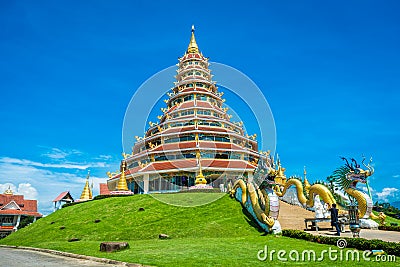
[
  {"left": 198, "top": 134, "right": 214, "bottom": 141},
  {"left": 181, "top": 110, "right": 194, "bottom": 116},
  {"left": 180, "top": 134, "right": 195, "bottom": 141},
  {"left": 197, "top": 110, "right": 211, "bottom": 116},
  {"left": 196, "top": 94, "right": 208, "bottom": 101},
  {"left": 230, "top": 153, "right": 241, "bottom": 159},
  {"left": 201, "top": 152, "right": 215, "bottom": 158},
  {"left": 128, "top": 161, "right": 139, "bottom": 168},
  {"left": 232, "top": 138, "right": 242, "bottom": 145},
  {"left": 198, "top": 134, "right": 230, "bottom": 142},
  {"left": 215, "top": 135, "right": 230, "bottom": 142},
  {"left": 215, "top": 152, "right": 230, "bottom": 159},
  {"left": 155, "top": 154, "right": 167, "bottom": 161},
  {"left": 234, "top": 128, "right": 241, "bottom": 134},
  {"left": 164, "top": 136, "right": 180, "bottom": 143},
  {"left": 183, "top": 153, "right": 196, "bottom": 159},
  {"left": 184, "top": 94, "right": 194, "bottom": 101},
  {"left": 198, "top": 120, "right": 222, "bottom": 128}
]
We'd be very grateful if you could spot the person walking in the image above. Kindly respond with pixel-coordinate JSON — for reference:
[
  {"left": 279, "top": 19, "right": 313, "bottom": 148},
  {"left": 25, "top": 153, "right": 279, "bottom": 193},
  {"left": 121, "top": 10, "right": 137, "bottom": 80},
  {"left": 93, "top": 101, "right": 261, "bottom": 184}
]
[{"left": 329, "top": 203, "right": 340, "bottom": 236}]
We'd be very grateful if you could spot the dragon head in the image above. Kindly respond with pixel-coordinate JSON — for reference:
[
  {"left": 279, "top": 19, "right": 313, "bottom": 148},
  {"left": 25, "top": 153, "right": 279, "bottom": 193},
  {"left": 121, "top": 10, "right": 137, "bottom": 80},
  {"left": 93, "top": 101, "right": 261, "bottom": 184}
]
[
  {"left": 333, "top": 156, "right": 374, "bottom": 189},
  {"left": 254, "top": 156, "right": 277, "bottom": 189},
  {"left": 346, "top": 172, "right": 367, "bottom": 188}
]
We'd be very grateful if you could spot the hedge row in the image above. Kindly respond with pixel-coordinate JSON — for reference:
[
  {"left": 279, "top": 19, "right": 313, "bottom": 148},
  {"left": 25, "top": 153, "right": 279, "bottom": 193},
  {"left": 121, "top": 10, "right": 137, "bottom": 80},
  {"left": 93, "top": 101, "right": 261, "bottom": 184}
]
[
  {"left": 282, "top": 229, "right": 400, "bottom": 256},
  {"left": 378, "top": 225, "right": 400, "bottom": 232}
]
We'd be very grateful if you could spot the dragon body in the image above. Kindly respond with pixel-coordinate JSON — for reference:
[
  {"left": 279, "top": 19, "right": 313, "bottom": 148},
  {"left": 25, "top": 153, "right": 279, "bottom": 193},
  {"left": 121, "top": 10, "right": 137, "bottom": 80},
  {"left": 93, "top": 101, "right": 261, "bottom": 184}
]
[
  {"left": 274, "top": 178, "right": 336, "bottom": 208},
  {"left": 229, "top": 157, "right": 280, "bottom": 233},
  {"left": 332, "top": 157, "right": 380, "bottom": 220}
]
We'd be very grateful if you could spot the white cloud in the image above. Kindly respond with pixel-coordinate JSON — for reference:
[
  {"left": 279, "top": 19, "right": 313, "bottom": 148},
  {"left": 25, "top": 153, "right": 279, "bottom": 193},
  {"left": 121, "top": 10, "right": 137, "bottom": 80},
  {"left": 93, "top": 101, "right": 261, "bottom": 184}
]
[
  {"left": 41, "top": 147, "right": 83, "bottom": 160},
  {"left": 393, "top": 174, "right": 400, "bottom": 178},
  {"left": 0, "top": 157, "right": 108, "bottom": 170},
  {"left": 0, "top": 183, "right": 17, "bottom": 194},
  {"left": 17, "top": 183, "right": 38, "bottom": 200},
  {"left": 98, "top": 155, "right": 113, "bottom": 160},
  {"left": 0, "top": 183, "right": 38, "bottom": 201},
  {"left": 0, "top": 156, "right": 112, "bottom": 215},
  {"left": 375, "top": 187, "right": 399, "bottom": 202},
  {"left": 359, "top": 185, "right": 374, "bottom": 194}
]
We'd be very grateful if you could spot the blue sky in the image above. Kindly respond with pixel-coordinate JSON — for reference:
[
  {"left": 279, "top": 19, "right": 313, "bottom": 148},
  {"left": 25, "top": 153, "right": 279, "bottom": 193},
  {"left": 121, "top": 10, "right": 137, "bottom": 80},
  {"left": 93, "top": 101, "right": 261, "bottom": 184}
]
[{"left": 0, "top": 1, "right": 399, "bottom": 214}]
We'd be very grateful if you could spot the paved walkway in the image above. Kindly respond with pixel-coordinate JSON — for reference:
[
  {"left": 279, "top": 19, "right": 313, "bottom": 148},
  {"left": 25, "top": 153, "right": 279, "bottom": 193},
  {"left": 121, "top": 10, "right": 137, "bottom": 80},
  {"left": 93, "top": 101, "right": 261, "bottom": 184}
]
[
  {"left": 0, "top": 247, "right": 122, "bottom": 267},
  {"left": 309, "top": 228, "right": 400, "bottom": 243},
  {"left": 279, "top": 200, "right": 315, "bottom": 230},
  {"left": 279, "top": 200, "right": 400, "bottom": 243}
]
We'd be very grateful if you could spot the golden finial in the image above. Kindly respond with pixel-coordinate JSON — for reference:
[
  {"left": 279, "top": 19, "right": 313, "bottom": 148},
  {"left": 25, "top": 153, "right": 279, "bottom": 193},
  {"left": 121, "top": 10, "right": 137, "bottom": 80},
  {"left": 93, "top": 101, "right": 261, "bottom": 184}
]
[
  {"left": 276, "top": 154, "right": 281, "bottom": 167},
  {"left": 90, "top": 179, "right": 93, "bottom": 199},
  {"left": 303, "top": 166, "right": 311, "bottom": 193},
  {"left": 187, "top": 25, "right": 199, "bottom": 54},
  {"left": 79, "top": 170, "right": 92, "bottom": 200},
  {"left": 117, "top": 161, "right": 129, "bottom": 191},
  {"left": 4, "top": 186, "right": 13, "bottom": 195},
  {"left": 195, "top": 151, "right": 207, "bottom": 185}
]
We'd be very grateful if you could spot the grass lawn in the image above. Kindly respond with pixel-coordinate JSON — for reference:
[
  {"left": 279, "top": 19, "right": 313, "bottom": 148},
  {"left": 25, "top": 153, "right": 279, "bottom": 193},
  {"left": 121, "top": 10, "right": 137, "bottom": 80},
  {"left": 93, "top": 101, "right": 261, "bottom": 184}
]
[
  {"left": 152, "top": 192, "right": 225, "bottom": 206},
  {"left": 372, "top": 211, "right": 400, "bottom": 225},
  {"left": 1, "top": 194, "right": 398, "bottom": 266}
]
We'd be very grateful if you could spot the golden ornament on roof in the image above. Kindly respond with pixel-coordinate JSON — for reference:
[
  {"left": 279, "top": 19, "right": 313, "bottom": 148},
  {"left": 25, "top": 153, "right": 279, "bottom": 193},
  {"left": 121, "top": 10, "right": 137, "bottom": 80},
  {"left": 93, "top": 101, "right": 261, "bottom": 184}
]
[{"left": 187, "top": 25, "right": 199, "bottom": 54}]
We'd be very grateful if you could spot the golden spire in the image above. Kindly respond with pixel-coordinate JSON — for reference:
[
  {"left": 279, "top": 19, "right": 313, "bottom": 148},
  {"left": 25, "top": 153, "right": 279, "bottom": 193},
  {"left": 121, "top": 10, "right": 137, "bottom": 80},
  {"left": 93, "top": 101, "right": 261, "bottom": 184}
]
[
  {"left": 80, "top": 170, "right": 92, "bottom": 200},
  {"left": 303, "top": 166, "right": 311, "bottom": 193},
  {"left": 187, "top": 25, "right": 199, "bottom": 54},
  {"left": 195, "top": 151, "right": 206, "bottom": 185},
  {"left": 117, "top": 161, "right": 129, "bottom": 191},
  {"left": 4, "top": 186, "right": 13, "bottom": 195}
]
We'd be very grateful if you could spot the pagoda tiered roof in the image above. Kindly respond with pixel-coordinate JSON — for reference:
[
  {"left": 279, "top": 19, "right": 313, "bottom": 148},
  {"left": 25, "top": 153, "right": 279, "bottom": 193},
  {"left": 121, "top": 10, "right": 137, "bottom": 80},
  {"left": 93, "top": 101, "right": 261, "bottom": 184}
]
[{"left": 108, "top": 26, "right": 264, "bottom": 190}]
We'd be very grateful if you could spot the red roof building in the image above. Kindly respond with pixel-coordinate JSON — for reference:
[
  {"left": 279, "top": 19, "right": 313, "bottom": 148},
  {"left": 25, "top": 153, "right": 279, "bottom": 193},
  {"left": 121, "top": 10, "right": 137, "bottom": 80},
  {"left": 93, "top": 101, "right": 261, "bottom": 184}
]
[
  {"left": 99, "top": 183, "right": 111, "bottom": 195},
  {"left": 107, "top": 27, "right": 268, "bottom": 194},
  {"left": 0, "top": 187, "right": 42, "bottom": 238},
  {"left": 52, "top": 191, "right": 74, "bottom": 210}
]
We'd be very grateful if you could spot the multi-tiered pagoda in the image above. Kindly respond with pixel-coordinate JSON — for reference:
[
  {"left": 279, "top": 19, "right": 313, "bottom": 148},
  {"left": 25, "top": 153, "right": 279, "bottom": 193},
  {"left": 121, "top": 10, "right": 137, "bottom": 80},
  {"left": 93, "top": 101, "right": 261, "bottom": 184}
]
[{"left": 107, "top": 27, "right": 265, "bottom": 193}]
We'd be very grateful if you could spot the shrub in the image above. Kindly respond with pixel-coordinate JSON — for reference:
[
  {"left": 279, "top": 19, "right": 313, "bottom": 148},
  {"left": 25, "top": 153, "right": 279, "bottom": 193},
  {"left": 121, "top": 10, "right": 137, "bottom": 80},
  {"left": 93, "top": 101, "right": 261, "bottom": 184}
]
[
  {"left": 378, "top": 225, "right": 400, "bottom": 232},
  {"left": 281, "top": 229, "right": 400, "bottom": 256}
]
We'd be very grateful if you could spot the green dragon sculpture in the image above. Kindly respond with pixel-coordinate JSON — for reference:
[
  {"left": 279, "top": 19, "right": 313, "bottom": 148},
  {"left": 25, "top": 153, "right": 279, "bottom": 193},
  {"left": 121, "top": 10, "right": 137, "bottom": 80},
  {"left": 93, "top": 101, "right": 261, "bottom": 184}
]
[{"left": 331, "top": 156, "right": 381, "bottom": 220}]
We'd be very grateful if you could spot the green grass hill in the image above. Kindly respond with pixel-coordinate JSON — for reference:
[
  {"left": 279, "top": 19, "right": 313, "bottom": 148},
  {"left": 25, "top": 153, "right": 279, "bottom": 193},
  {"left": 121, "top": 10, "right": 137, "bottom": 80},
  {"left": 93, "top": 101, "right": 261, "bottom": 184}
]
[
  {"left": 3, "top": 193, "right": 260, "bottom": 243},
  {"left": 0, "top": 193, "right": 394, "bottom": 266}
]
